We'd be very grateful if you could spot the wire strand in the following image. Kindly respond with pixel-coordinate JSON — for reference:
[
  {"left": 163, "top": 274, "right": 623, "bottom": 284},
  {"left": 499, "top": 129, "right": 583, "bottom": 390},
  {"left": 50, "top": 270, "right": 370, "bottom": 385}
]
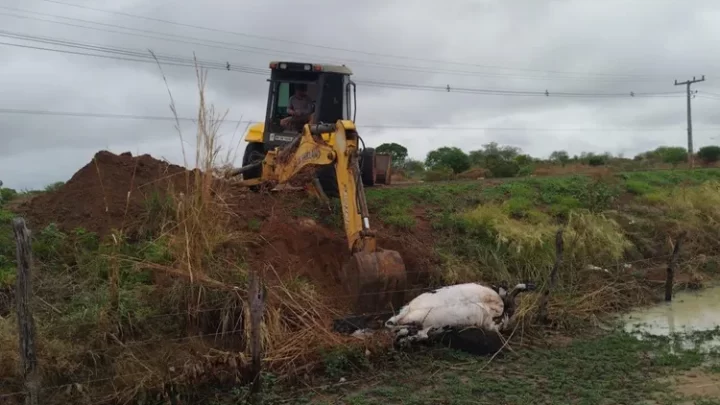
[
  {"left": 33, "top": 0, "right": 678, "bottom": 81},
  {"left": 1, "top": 107, "right": 717, "bottom": 131}
]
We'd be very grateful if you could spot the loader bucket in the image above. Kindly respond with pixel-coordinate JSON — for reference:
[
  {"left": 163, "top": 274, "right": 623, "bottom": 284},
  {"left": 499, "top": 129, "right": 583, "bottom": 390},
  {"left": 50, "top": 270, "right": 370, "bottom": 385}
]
[
  {"left": 374, "top": 153, "right": 393, "bottom": 185},
  {"left": 340, "top": 249, "right": 407, "bottom": 314}
]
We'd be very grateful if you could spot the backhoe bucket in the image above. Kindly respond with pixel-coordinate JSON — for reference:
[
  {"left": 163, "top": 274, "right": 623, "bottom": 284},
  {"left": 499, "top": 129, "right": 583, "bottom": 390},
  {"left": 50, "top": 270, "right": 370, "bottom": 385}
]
[{"left": 340, "top": 249, "right": 407, "bottom": 314}]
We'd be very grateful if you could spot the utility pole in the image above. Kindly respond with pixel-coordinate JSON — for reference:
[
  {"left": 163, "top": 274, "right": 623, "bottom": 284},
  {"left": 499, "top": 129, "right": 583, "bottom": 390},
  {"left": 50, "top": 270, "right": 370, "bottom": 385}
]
[{"left": 674, "top": 75, "right": 705, "bottom": 168}]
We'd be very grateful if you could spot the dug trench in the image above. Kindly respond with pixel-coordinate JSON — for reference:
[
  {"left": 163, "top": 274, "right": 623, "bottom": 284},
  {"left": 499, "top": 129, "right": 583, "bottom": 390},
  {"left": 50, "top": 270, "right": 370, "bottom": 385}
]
[
  {"left": 0, "top": 150, "right": 441, "bottom": 403},
  {"left": 3, "top": 150, "right": 720, "bottom": 404}
]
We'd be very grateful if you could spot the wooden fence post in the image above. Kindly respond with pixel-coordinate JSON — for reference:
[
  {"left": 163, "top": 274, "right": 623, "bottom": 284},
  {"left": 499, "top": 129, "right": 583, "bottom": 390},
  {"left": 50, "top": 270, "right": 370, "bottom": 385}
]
[
  {"left": 665, "top": 231, "right": 687, "bottom": 302},
  {"left": 536, "top": 228, "right": 564, "bottom": 324},
  {"left": 248, "top": 268, "right": 265, "bottom": 403},
  {"left": 13, "top": 217, "right": 40, "bottom": 405}
]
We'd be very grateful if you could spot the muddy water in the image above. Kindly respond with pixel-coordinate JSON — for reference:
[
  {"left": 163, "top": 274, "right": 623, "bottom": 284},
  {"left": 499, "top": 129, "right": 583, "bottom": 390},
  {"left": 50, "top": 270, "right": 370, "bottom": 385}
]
[{"left": 621, "top": 285, "right": 720, "bottom": 352}]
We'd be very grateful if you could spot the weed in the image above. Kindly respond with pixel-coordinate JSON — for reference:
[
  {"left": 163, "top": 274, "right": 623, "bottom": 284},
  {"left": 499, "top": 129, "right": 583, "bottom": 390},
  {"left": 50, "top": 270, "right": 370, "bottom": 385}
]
[
  {"left": 625, "top": 179, "right": 656, "bottom": 195},
  {"left": 377, "top": 200, "right": 415, "bottom": 229},
  {"left": 321, "top": 346, "right": 371, "bottom": 379},
  {"left": 44, "top": 181, "right": 65, "bottom": 193},
  {"left": 246, "top": 217, "right": 262, "bottom": 231},
  {"left": 310, "top": 329, "right": 720, "bottom": 405}
]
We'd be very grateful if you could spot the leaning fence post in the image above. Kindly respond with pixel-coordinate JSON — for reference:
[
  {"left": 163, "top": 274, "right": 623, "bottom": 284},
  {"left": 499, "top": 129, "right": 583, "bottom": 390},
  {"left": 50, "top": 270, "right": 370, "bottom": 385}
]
[
  {"left": 248, "top": 267, "right": 265, "bottom": 403},
  {"left": 536, "top": 228, "right": 564, "bottom": 324},
  {"left": 665, "top": 231, "right": 687, "bottom": 302},
  {"left": 13, "top": 217, "right": 40, "bottom": 405}
]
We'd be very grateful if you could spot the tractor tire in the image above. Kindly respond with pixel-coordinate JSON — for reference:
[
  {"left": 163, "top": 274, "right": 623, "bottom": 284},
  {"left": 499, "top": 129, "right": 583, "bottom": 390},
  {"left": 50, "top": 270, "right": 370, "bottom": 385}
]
[
  {"left": 360, "top": 147, "right": 377, "bottom": 187},
  {"left": 241, "top": 142, "right": 266, "bottom": 192}
]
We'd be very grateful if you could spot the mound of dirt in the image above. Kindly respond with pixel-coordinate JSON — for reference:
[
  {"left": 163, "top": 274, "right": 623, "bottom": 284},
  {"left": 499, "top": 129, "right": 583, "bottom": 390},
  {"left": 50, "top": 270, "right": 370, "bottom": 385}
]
[
  {"left": 18, "top": 150, "right": 191, "bottom": 237},
  {"left": 456, "top": 167, "right": 489, "bottom": 180},
  {"left": 16, "top": 149, "right": 439, "bottom": 314}
]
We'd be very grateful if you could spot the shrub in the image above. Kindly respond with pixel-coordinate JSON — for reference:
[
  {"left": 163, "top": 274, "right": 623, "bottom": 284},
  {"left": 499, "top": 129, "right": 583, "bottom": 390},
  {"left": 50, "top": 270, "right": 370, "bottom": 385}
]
[
  {"left": 424, "top": 166, "right": 454, "bottom": 182},
  {"left": 486, "top": 158, "right": 521, "bottom": 178},
  {"left": 588, "top": 156, "right": 606, "bottom": 166},
  {"left": 698, "top": 145, "right": 720, "bottom": 164},
  {"left": 425, "top": 147, "right": 471, "bottom": 174}
]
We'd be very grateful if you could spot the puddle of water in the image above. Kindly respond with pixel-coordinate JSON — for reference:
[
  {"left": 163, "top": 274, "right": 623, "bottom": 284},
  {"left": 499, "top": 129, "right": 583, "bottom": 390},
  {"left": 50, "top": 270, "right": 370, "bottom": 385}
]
[{"left": 621, "top": 285, "right": 720, "bottom": 352}]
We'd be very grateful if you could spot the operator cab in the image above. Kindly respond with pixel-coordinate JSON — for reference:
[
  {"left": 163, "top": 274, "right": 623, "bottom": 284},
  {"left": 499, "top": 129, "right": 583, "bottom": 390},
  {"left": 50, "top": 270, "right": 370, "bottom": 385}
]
[{"left": 263, "top": 61, "right": 356, "bottom": 149}]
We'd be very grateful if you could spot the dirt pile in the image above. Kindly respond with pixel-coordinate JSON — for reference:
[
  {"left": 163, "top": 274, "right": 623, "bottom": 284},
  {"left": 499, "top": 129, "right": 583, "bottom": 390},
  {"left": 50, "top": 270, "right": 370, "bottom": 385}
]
[
  {"left": 19, "top": 150, "right": 191, "bottom": 236},
  {"left": 17, "top": 149, "right": 438, "bottom": 309}
]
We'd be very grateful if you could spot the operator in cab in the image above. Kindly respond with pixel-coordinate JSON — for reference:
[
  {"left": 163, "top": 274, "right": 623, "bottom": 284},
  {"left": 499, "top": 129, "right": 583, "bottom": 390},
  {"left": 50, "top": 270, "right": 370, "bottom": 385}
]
[{"left": 280, "top": 83, "right": 315, "bottom": 130}]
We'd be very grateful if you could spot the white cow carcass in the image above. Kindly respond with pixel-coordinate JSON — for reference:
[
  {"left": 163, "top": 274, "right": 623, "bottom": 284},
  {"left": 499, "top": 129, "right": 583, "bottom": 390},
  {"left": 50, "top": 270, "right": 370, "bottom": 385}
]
[{"left": 385, "top": 282, "right": 535, "bottom": 350}]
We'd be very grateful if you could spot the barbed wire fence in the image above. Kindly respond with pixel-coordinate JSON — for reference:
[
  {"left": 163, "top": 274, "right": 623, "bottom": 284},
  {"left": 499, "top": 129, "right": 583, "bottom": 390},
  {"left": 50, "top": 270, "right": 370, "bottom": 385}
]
[{"left": 1, "top": 211, "right": 699, "bottom": 404}]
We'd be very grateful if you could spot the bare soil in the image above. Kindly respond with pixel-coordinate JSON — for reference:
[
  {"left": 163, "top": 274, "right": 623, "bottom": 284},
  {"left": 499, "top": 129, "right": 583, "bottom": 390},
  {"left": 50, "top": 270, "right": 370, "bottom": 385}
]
[
  {"left": 16, "top": 150, "right": 439, "bottom": 310},
  {"left": 16, "top": 151, "right": 190, "bottom": 237}
]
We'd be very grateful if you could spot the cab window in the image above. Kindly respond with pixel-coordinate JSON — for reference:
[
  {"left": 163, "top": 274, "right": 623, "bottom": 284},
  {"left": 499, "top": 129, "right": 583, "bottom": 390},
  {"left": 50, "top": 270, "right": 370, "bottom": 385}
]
[{"left": 276, "top": 82, "right": 290, "bottom": 116}]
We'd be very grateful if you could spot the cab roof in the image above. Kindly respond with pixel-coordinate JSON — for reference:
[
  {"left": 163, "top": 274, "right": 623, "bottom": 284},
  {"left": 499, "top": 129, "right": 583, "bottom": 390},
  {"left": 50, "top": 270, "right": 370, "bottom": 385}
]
[{"left": 269, "top": 61, "right": 353, "bottom": 75}]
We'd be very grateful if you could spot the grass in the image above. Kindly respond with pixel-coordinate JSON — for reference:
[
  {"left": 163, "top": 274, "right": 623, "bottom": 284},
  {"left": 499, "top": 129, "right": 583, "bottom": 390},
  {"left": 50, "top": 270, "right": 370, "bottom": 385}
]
[
  {"left": 304, "top": 328, "right": 720, "bottom": 405},
  {"left": 3, "top": 165, "right": 720, "bottom": 403},
  {"left": 4, "top": 165, "right": 720, "bottom": 402}
]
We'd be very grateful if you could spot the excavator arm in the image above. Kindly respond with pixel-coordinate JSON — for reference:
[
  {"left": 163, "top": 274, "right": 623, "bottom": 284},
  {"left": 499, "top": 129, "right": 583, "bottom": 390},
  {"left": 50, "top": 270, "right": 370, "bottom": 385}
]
[{"left": 231, "top": 120, "right": 407, "bottom": 314}]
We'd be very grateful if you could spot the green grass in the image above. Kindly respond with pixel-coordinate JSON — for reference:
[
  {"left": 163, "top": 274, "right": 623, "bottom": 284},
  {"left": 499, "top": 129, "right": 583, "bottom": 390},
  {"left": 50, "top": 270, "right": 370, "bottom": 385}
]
[
  {"left": 0, "top": 205, "right": 16, "bottom": 288},
  {"left": 4, "top": 170, "right": 720, "bottom": 404},
  {"left": 301, "top": 329, "right": 720, "bottom": 405}
]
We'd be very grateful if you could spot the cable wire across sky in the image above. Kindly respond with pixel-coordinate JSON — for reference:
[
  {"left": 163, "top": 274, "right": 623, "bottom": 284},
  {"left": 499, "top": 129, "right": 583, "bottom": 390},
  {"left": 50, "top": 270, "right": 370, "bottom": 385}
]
[
  {"left": 32, "top": 0, "right": 678, "bottom": 81},
  {"left": 1, "top": 107, "right": 717, "bottom": 132},
  {"left": 0, "top": 29, "right": 690, "bottom": 99}
]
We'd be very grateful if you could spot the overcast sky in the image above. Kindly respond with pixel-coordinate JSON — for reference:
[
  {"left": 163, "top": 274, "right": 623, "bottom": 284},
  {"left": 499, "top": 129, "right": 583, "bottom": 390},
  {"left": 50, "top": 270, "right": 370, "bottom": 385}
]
[{"left": 1, "top": 0, "right": 720, "bottom": 189}]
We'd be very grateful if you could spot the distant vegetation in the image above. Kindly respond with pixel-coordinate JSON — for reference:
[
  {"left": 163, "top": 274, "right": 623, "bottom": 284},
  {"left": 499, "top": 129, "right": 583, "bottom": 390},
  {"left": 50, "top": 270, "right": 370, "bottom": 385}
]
[{"left": 376, "top": 142, "right": 720, "bottom": 182}]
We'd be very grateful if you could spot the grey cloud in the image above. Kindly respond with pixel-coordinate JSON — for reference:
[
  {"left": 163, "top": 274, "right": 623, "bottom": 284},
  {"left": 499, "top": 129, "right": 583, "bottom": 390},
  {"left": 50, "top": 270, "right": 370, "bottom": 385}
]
[{"left": 1, "top": 0, "right": 720, "bottom": 189}]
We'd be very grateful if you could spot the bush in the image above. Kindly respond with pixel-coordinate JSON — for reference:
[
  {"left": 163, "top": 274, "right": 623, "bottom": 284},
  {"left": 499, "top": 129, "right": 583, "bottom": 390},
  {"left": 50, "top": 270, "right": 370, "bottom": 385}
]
[
  {"left": 659, "top": 147, "right": 688, "bottom": 166},
  {"left": 486, "top": 159, "right": 520, "bottom": 178},
  {"left": 698, "top": 145, "right": 720, "bottom": 164},
  {"left": 425, "top": 147, "right": 471, "bottom": 174},
  {"left": 0, "top": 188, "right": 17, "bottom": 205},
  {"left": 424, "top": 166, "right": 454, "bottom": 182},
  {"left": 517, "top": 165, "right": 535, "bottom": 177},
  {"left": 588, "top": 156, "right": 606, "bottom": 166}
]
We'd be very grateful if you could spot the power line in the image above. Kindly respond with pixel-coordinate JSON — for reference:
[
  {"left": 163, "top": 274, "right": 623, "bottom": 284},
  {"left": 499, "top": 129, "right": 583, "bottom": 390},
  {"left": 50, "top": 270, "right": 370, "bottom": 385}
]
[
  {"left": 0, "top": 7, "right": 671, "bottom": 83},
  {"left": 34, "top": 0, "right": 672, "bottom": 81},
  {"left": 698, "top": 90, "right": 720, "bottom": 98},
  {"left": 1, "top": 107, "right": 717, "bottom": 132},
  {"left": 0, "top": 30, "right": 258, "bottom": 73},
  {"left": 0, "top": 40, "right": 257, "bottom": 72},
  {"left": 0, "top": 32, "right": 686, "bottom": 99}
]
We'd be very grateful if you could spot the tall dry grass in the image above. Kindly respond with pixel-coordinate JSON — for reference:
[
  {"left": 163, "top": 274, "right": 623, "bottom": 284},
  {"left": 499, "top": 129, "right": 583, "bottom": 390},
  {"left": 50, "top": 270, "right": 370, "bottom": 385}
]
[
  {"left": 126, "top": 55, "right": 369, "bottom": 394},
  {"left": 0, "top": 55, "right": 366, "bottom": 405}
]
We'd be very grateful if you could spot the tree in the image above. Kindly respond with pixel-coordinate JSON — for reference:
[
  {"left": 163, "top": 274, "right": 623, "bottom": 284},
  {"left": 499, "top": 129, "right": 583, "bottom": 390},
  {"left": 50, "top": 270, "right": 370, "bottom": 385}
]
[
  {"left": 0, "top": 186, "right": 16, "bottom": 205},
  {"left": 549, "top": 150, "right": 570, "bottom": 167},
  {"left": 468, "top": 143, "right": 522, "bottom": 167},
  {"left": 468, "top": 149, "right": 485, "bottom": 166},
  {"left": 697, "top": 145, "right": 720, "bottom": 164},
  {"left": 515, "top": 154, "right": 533, "bottom": 166},
  {"left": 402, "top": 159, "right": 426, "bottom": 176},
  {"left": 587, "top": 155, "right": 606, "bottom": 166},
  {"left": 425, "top": 147, "right": 471, "bottom": 174},
  {"left": 376, "top": 143, "right": 408, "bottom": 167},
  {"left": 654, "top": 146, "right": 687, "bottom": 167},
  {"left": 485, "top": 156, "right": 521, "bottom": 178},
  {"left": 482, "top": 142, "right": 520, "bottom": 161}
]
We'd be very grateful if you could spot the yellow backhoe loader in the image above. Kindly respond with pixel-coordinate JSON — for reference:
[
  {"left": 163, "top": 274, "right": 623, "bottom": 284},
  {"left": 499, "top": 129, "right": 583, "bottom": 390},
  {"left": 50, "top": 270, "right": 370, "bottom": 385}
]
[{"left": 229, "top": 61, "right": 406, "bottom": 314}]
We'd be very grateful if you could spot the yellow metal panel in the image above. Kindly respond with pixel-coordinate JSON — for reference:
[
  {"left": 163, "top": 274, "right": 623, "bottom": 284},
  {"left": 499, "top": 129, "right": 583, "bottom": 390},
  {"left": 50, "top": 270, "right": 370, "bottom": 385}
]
[
  {"left": 244, "top": 123, "right": 264, "bottom": 143},
  {"left": 339, "top": 120, "right": 356, "bottom": 130}
]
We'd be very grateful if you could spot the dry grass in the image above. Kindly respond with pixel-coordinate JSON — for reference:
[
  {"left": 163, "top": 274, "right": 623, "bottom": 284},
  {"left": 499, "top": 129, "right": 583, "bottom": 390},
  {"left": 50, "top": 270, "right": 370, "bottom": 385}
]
[{"left": 0, "top": 56, "right": 355, "bottom": 404}]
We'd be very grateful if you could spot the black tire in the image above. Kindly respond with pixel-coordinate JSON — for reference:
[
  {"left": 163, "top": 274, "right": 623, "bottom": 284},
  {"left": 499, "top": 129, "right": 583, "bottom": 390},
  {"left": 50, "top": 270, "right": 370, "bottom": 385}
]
[
  {"left": 241, "top": 142, "right": 266, "bottom": 191},
  {"left": 360, "top": 147, "right": 377, "bottom": 187},
  {"left": 316, "top": 164, "right": 339, "bottom": 198}
]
